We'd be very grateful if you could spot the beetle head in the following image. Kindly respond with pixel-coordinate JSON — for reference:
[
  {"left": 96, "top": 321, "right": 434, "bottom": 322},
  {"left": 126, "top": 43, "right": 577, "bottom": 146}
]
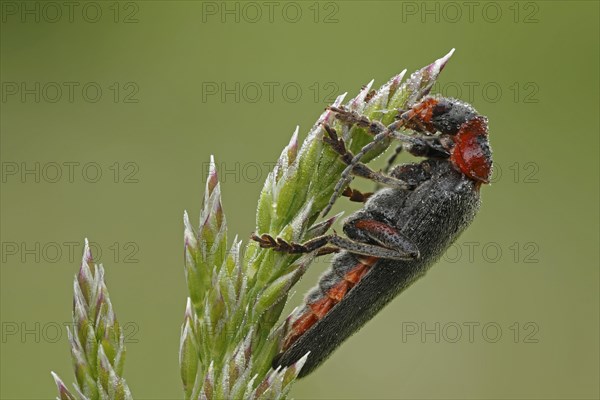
[{"left": 400, "top": 96, "right": 477, "bottom": 135}]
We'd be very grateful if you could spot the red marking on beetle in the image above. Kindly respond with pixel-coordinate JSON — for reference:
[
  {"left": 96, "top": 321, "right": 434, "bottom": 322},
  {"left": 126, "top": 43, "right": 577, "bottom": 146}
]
[
  {"left": 354, "top": 220, "right": 399, "bottom": 240},
  {"left": 450, "top": 116, "right": 492, "bottom": 184},
  {"left": 412, "top": 97, "right": 438, "bottom": 122},
  {"left": 328, "top": 280, "right": 350, "bottom": 301},
  {"left": 284, "top": 312, "right": 318, "bottom": 350},
  {"left": 344, "top": 262, "right": 370, "bottom": 284},
  {"left": 282, "top": 256, "right": 379, "bottom": 351},
  {"left": 404, "top": 97, "right": 439, "bottom": 131},
  {"left": 309, "top": 296, "right": 334, "bottom": 319}
]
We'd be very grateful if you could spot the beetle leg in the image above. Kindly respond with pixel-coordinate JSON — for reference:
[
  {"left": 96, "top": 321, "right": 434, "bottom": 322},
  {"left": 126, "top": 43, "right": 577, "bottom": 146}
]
[
  {"left": 315, "top": 246, "right": 340, "bottom": 256},
  {"left": 322, "top": 109, "right": 440, "bottom": 217},
  {"left": 321, "top": 123, "right": 413, "bottom": 216},
  {"left": 322, "top": 108, "right": 448, "bottom": 216},
  {"left": 350, "top": 163, "right": 415, "bottom": 189},
  {"left": 329, "top": 106, "right": 449, "bottom": 159},
  {"left": 324, "top": 159, "right": 414, "bottom": 217},
  {"left": 321, "top": 123, "right": 353, "bottom": 164},
  {"left": 252, "top": 233, "right": 338, "bottom": 257},
  {"left": 384, "top": 145, "right": 403, "bottom": 174},
  {"left": 327, "top": 106, "right": 387, "bottom": 136},
  {"left": 342, "top": 187, "right": 373, "bottom": 203},
  {"left": 344, "top": 219, "right": 419, "bottom": 258},
  {"left": 251, "top": 233, "right": 332, "bottom": 254},
  {"left": 251, "top": 230, "right": 418, "bottom": 260},
  {"left": 329, "top": 235, "right": 418, "bottom": 260}
]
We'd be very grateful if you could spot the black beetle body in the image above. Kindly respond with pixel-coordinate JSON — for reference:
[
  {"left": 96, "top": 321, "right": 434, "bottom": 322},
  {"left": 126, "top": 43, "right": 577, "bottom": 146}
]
[{"left": 253, "top": 95, "right": 492, "bottom": 377}]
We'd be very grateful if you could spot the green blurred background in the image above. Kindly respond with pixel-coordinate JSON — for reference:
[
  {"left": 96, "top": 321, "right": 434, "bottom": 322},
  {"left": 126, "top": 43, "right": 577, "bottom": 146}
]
[{"left": 1, "top": 1, "right": 598, "bottom": 398}]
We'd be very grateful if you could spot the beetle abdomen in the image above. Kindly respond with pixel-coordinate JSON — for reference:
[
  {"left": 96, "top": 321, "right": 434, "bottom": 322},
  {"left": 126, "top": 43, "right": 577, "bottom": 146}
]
[{"left": 281, "top": 253, "right": 378, "bottom": 351}]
